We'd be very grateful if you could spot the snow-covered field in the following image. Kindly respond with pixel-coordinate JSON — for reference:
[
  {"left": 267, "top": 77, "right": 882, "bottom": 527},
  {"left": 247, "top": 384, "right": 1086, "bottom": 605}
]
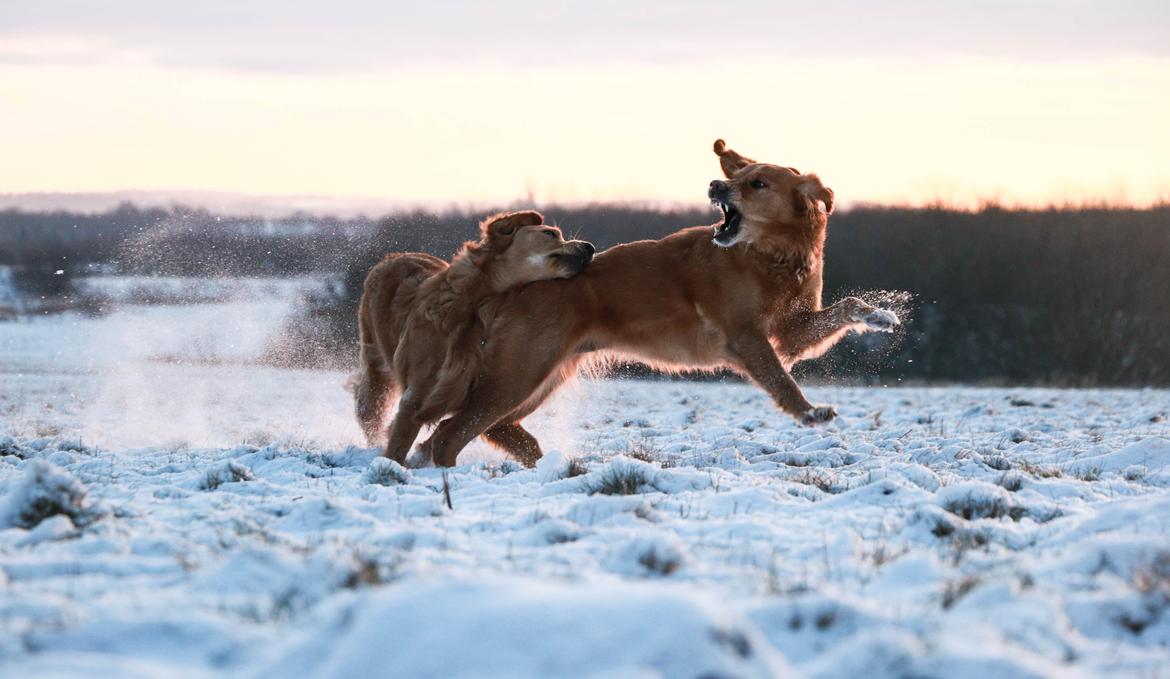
[{"left": 3, "top": 299, "right": 1170, "bottom": 678}]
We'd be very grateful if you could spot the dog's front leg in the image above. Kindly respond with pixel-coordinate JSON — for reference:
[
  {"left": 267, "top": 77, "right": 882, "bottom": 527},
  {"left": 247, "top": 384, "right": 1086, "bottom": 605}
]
[
  {"left": 778, "top": 297, "right": 899, "bottom": 366},
  {"left": 420, "top": 363, "right": 559, "bottom": 467},
  {"left": 419, "top": 388, "right": 525, "bottom": 467},
  {"left": 383, "top": 393, "right": 424, "bottom": 464},
  {"left": 481, "top": 422, "right": 543, "bottom": 467},
  {"left": 727, "top": 330, "right": 835, "bottom": 425}
]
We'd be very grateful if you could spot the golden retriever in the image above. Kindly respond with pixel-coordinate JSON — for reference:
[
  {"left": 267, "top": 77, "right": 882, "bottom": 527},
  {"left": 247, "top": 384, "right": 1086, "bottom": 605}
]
[
  {"left": 412, "top": 140, "right": 900, "bottom": 466},
  {"left": 353, "top": 210, "right": 595, "bottom": 460}
]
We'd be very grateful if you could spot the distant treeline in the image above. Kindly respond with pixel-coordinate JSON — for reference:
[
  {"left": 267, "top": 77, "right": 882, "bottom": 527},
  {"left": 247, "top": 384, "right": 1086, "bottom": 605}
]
[
  {"left": 3, "top": 202, "right": 1168, "bottom": 386},
  {"left": 0, "top": 203, "right": 373, "bottom": 276}
]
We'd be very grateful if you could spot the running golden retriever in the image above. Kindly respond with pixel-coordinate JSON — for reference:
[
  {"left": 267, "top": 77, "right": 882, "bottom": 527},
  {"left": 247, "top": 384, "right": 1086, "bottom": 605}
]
[
  {"left": 353, "top": 210, "right": 594, "bottom": 460},
  {"left": 412, "top": 140, "right": 900, "bottom": 466}
]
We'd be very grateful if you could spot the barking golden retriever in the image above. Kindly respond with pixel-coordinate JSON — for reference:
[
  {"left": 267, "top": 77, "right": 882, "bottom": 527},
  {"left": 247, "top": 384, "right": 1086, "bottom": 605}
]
[
  {"left": 352, "top": 210, "right": 595, "bottom": 460},
  {"left": 413, "top": 140, "right": 899, "bottom": 466}
]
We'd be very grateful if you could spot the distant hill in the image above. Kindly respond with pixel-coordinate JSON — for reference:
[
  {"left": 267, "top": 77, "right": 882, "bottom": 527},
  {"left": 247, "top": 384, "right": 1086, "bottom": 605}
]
[{"left": 0, "top": 191, "right": 712, "bottom": 219}]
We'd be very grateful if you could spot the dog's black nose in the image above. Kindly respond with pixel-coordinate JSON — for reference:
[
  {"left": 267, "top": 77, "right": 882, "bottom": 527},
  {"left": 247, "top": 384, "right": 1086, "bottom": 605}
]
[
  {"left": 582, "top": 242, "right": 596, "bottom": 256},
  {"left": 710, "top": 180, "right": 727, "bottom": 190}
]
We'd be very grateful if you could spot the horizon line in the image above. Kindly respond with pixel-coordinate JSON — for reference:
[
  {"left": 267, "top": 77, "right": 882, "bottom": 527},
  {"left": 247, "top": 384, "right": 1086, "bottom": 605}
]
[{"left": 2, "top": 189, "right": 1167, "bottom": 220}]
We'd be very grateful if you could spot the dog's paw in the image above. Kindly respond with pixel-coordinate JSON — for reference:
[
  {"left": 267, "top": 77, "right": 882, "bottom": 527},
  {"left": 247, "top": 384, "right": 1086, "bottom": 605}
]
[
  {"left": 799, "top": 406, "right": 838, "bottom": 426},
  {"left": 404, "top": 447, "right": 433, "bottom": 469},
  {"left": 859, "top": 308, "right": 900, "bottom": 332}
]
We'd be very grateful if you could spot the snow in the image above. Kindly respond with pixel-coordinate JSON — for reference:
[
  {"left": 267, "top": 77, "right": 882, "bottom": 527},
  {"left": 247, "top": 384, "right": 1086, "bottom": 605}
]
[
  {"left": 1060, "top": 438, "right": 1170, "bottom": 480},
  {"left": 3, "top": 300, "right": 1170, "bottom": 677},
  {"left": 0, "top": 460, "right": 95, "bottom": 530},
  {"left": 70, "top": 275, "right": 332, "bottom": 306},
  {"left": 264, "top": 579, "right": 788, "bottom": 679}
]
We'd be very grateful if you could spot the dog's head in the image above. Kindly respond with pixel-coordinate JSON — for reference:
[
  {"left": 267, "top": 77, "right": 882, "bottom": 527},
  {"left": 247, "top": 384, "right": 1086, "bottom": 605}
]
[
  {"left": 707, "top": 139, "right": 834, "bottom": 248},
  {"left": 472, "top": 210, "right": 595, "bottom": 290}
]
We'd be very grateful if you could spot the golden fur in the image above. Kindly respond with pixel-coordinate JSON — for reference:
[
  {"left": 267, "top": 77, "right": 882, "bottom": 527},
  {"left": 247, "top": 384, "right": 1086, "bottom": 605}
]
[
  {"left": 411, "top": 140, "right": 899, "bottom": 466},
  {"left": 353, "top": 211, "right": 594, "bottom": 461}
]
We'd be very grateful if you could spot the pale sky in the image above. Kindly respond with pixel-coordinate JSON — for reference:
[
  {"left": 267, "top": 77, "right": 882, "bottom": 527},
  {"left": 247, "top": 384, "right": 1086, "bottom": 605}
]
[{"left": 2, "top": 1, "right": 1168, "bottom": 209}]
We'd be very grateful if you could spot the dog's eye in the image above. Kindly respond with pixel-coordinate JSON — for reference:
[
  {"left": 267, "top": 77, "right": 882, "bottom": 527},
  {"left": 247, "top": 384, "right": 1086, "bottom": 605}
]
[
  {"left": 750, "top": 179, "right": 767, "bottom": 190},
  {"left": 543, "top": 229, "right": 559, "bottom": 238}
]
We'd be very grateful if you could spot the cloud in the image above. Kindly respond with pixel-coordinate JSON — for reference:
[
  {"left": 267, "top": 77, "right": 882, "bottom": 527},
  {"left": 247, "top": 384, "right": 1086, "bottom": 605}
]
[{"left": 2, "top": 0, "right": 1168, "bottom": 72}]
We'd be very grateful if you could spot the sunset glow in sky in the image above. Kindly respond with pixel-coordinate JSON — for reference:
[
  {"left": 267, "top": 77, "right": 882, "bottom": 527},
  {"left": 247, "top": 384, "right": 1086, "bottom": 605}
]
[{"left": 2, "top": 1, "right": 1168, "bottom": 209}]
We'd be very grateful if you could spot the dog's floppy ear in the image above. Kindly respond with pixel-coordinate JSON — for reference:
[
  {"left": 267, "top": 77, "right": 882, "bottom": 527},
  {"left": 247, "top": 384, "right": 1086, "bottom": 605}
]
[
  {"left": 795, "top": 175, "right": 835, "bottom": 215},
  {"left": 480, "top": 210, "right": 544, "bottom": 246},
  {"left": 713, "top": 138, "right": 755, "bottom": 178}
]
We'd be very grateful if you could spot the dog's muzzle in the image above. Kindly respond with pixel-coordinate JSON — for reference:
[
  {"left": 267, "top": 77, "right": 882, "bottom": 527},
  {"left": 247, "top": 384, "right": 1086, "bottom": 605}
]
[
  {"left": 708, "top": 180, "right": 742, "bottom": 247},
  {"left": 558, "top": 241, "right": 595, "bottom": 273}
]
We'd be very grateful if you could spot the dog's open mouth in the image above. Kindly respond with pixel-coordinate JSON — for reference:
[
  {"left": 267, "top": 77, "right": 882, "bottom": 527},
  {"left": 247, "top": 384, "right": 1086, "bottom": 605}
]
[{"left": 711, "top": 199, "right": 742, "bottom": 247}]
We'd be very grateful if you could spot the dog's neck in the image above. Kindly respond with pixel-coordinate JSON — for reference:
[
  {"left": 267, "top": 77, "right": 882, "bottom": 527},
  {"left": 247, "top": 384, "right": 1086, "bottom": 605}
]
[{"left": 742, "top": 214, "right": 827, "bottom": 284}]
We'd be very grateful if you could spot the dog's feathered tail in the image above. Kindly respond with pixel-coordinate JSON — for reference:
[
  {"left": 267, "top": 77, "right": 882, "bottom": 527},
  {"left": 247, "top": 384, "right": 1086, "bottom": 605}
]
[{"left": 352, "top": 292, "right": 399, "bottom": 446}]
